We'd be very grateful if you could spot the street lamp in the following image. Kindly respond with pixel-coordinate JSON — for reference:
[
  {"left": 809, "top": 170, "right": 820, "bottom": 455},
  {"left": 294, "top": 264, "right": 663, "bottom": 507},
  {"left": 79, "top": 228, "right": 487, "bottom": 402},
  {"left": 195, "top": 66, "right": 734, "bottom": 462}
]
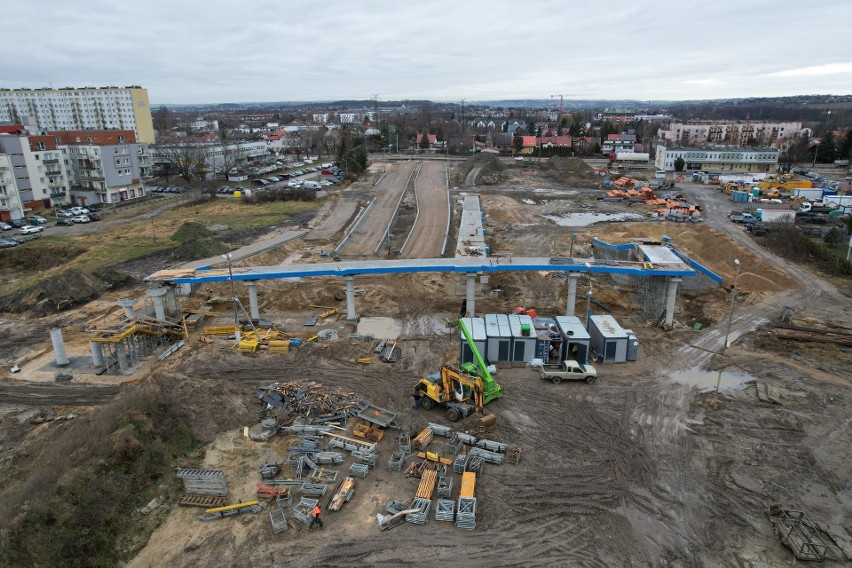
[
  {"left": 222, "top": 253, "right": 241, "bottom": 343},
  {"left": 722, "top": 259, "right": 741, "bottom": 351},
  {"left": 569, "top": 232, "right": 577, "bottom": 257}
]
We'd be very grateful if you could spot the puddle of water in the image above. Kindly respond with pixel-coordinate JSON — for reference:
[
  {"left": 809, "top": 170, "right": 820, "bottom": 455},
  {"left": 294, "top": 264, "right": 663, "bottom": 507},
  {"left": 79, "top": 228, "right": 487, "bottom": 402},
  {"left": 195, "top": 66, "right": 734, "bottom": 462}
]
[
  {"left": 543, "top": 212, "right": 644, "bottom": 226},
  {"left": 521, "top": 199, "right": 535, "bottom": 205},
  {"left": 531, "top": 188, "right": 577, "bottom": 195},
  {"left": 667, "top": 369, "right": 754, "bottom": 393},
  {"left": 357, "top": 317, "right": 403, "bottom": 339}
]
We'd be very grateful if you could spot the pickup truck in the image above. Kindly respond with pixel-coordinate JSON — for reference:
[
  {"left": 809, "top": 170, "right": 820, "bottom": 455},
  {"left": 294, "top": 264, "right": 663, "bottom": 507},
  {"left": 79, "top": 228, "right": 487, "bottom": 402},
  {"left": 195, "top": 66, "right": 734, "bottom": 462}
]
[
  {"left": 538, "top": 360, "right": 598, "bottom": 384},
  {"left": 729, "top": 212, "right": 757, "bottom": 224}
]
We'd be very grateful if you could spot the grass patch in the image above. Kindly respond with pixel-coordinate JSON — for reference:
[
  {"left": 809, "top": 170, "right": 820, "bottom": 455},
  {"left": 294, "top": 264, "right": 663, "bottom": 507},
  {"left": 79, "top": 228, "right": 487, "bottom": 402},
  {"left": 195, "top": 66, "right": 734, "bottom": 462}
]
[{"left": 0, "top": 199, "right": 317, "bottom": 300}]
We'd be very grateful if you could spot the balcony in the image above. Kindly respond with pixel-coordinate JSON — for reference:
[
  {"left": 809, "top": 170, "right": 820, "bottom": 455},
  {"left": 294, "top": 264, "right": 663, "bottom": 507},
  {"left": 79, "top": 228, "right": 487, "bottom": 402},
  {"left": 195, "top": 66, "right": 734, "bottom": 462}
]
[
  {"left": 50, "top": 191, "right": 67, "bottom": 198},
  {"left": 43, "top": 159, "right": 60, "bottom": 165}
]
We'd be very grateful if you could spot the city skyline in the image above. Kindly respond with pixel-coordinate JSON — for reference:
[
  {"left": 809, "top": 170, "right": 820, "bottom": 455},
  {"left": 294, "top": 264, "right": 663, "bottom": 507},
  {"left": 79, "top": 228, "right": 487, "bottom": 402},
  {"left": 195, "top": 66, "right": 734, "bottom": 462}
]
[{"left": 3, "top": 0, "right": 852, "bottom": 105}]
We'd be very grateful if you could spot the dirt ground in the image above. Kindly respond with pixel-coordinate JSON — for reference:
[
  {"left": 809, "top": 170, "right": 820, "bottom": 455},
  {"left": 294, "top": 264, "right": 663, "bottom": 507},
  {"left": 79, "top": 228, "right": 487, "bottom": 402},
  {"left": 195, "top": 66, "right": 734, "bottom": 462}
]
[{"left": 1, "top": 156, "right": 851, "bottom": 567}]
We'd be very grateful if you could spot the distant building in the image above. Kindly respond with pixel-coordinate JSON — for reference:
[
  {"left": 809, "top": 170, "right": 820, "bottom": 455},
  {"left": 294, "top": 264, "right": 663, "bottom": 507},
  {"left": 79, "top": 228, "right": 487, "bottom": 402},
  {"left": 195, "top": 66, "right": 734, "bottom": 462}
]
[
  {"left": 601, "top": 133, "right": 637, "bottom": 154},
  {"left": 658, "top": 121, "right": 809, "bottom": 146},
  {"left": 339, "top": 113, "right": 360, "bottom": 124},
  {"left": 655, "top": 144, "right": 779, "bottom": 173},
  {"left": 597, "top": 108, "right": 636, "bottom": 127},
  {"left": 312, "top": 113, "right": 329, "bottom": 124},
  {"left": 0, "top": 86, "right": 155, "bottom": 143},
  {"left": 190, "top": 119, "right": 219, "bottom": 131}
]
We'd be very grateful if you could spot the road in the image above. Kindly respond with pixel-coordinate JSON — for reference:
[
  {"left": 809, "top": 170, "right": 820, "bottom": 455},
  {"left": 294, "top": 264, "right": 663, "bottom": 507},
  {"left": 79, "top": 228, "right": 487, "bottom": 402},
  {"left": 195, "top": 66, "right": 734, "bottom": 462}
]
[
  {"left": 673, "top": 181, "right": 843, "bottom": 365},
  {"left": 400, "top": 161, "right": 449, "bottom": 258},
  {"left": 337, "top": 161, "right": 416, "bottom": 256}
]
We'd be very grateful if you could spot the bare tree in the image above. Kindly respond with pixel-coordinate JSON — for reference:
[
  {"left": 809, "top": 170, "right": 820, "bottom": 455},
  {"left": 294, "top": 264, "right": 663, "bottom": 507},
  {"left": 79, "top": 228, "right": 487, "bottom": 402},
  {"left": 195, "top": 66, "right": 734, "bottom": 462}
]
[
  {"left": 155, "top": 144, "right": 209, "bottom": 182},
  {"left": 213, "top": 139, "right": 245, "bottom": 179}
]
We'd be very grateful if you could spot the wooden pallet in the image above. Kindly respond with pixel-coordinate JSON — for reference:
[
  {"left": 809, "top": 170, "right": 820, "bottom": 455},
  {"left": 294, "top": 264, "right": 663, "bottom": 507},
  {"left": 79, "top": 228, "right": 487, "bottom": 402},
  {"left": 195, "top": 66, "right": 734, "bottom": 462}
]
[
  {"left": 178, "top": 494, "right": 228, "bottom": 508},
  {"left": 413, "top": 427, "right": 433, "bottom": 450}
]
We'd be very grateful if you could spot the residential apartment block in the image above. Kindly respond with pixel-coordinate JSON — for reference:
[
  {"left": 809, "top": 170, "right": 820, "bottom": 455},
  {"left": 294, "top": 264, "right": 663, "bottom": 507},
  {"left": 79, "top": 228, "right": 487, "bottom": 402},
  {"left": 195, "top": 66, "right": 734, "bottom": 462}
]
[
  {"left": 658, "top": 121, "right": 808, "bottom": 146},
  {"left": 0, "top": 86, "right": 155, "bottom": 144},
  {"left": 655, "top": 144, "right": 779, "bottom": 173},
  {"left": 0, "top": 127, "right": 151, "bottom": 217}
]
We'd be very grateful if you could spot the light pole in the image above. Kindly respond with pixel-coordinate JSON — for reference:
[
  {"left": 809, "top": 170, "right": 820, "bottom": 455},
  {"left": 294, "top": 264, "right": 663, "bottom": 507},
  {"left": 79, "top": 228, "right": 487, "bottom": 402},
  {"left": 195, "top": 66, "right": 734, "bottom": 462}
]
[
  {"left": 812, "top": 110, "right": 832, "bottom": 168},
  {"left": 569, "top": 232, "right": 577, "bottom": 257},
  {"left": 722, "top": 259, "right": 741, "bottom": 351},
  {"left": 222, "top": 253, "right": 241, "bottom": 343}
]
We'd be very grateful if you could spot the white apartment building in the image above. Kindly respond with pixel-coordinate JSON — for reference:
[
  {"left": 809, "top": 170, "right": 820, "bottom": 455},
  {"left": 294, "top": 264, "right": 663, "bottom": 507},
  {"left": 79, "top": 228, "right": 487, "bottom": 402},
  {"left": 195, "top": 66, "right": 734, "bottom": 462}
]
[
  {"left": 658, "top": 121, "right": 808, "bottom": 146},
  {"left": 0, "top": 153, "right": 24, "bottom": 220},
  {"left": 0, "top": 86, "right": 155, "bottom": 143},
  {"left": 0, "top": 134, "right": 73, "bottom": 216},
  {"left": 655, "top": 144, "right": 779, "bottom": 173}
]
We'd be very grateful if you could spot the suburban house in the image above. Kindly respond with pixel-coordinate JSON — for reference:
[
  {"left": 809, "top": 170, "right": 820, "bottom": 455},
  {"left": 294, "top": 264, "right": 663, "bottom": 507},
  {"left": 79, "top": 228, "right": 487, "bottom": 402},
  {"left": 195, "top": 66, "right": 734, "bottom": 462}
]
[
  {"left": 415, "top": 133, "right": 445, "bottom": 151},
  {"left": 601, "top": 133, "right": 637, "bottom": 154}
]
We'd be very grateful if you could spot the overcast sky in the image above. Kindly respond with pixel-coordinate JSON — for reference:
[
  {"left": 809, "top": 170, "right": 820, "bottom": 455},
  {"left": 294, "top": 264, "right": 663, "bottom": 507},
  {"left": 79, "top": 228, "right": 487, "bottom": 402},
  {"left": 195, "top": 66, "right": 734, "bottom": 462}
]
[{"left": 4, "top": 0, "right": 851, "bottom": 105}]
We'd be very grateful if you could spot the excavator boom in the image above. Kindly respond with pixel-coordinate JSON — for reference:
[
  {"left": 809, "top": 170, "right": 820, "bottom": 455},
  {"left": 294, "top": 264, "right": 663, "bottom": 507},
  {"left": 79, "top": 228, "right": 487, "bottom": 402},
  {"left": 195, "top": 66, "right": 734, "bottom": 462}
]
[{"left": 450, "top": 319, "right": 504, "bottom": 404}]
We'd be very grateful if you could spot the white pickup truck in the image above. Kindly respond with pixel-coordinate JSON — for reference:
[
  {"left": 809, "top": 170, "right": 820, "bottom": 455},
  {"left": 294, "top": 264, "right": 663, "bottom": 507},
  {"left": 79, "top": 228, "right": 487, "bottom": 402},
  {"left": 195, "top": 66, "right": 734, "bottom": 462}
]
[{"left": 538, "top": 360, "right": 598, "bottom": 384}]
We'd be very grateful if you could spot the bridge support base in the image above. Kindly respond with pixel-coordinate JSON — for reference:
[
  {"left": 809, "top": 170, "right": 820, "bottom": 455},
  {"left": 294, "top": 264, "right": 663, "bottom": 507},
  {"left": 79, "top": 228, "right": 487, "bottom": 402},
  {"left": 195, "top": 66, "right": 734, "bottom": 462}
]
[{"left": 664, "top": 277, "right": 682, "bottom": 327}]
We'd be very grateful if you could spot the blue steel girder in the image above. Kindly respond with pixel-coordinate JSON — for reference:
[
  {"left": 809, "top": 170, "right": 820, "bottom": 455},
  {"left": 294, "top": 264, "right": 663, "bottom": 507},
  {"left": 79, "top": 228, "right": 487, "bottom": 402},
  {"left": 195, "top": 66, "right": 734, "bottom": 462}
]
[{"left": 150, "top": 257, "right": 696, "bottom": 285}]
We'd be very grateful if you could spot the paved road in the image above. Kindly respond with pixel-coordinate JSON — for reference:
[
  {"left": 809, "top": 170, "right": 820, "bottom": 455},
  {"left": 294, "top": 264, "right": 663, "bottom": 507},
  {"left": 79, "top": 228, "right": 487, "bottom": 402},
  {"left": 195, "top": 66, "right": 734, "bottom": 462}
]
[
  {"left": 401, "top": 161, "right": 449, "bottom": 258},
  {"left": 338, "top": 161, "right": 416, "bottom": 256}
]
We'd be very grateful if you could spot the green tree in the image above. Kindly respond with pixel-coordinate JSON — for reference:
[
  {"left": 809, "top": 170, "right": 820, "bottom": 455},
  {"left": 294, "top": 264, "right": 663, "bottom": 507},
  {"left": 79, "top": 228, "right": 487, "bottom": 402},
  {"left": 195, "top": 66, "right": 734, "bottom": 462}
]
[
  {"left": 600, "top": 120, "right": 618, "bottom": 139},
  {"left": 513, "top": 132, "right": 524, "bottom": 154},
  {"left": 816, "top": 131, "right": 836, "bottom": 163},
  {"left": 419, "top": 132, "right": 430, "bottom": 150},
  {"left": 674, "top": 157, "right": 685, "bottom": 172},
  {"left": 527, "top": 120, "right": 536, "bottom": 136},
  {"left": 837, "top": 129, "right": 852, "bottom": 161}
]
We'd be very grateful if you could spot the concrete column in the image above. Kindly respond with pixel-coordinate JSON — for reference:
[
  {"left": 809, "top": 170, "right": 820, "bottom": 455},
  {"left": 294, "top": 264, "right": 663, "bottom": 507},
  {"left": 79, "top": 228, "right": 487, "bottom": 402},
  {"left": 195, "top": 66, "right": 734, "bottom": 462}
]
[
  {"left": 344, "top": 276, "right": 357, "bottom": 321},
  {"left": 164, "top": 286, "right": 178, "bottom": 315},
  {"left": 466, "top": 273, "right": 476, "bottom": 316},
  {"left": 89, "top": 341, "right": 104, "bottom": 367},
  {"left": 245, "top": 282, "right": 260, "bottom": 320},
  {"left": 146, "top": 287, "right": 168, "bottom": 321},
  {"left": 566, "top": 272, "right": 581, "bottom": 317},
  {"left": 117, "top": 298, "right": 137, "bottom": 319},
  {"left": 664, "top": 277, "right": 682, "bottom": 327},
  {"left": 50, "top": 327, "right": 69, "bottom": 366},
  {"left": 116, "top": 343, "right": 129, "bottom": 370}
]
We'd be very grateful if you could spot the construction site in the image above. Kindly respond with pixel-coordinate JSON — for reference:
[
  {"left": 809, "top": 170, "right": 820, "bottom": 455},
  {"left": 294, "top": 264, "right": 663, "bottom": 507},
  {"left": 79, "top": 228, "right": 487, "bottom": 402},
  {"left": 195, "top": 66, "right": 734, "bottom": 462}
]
[{"left": 0, "top": 155, "right": 851, "bottom": 568}]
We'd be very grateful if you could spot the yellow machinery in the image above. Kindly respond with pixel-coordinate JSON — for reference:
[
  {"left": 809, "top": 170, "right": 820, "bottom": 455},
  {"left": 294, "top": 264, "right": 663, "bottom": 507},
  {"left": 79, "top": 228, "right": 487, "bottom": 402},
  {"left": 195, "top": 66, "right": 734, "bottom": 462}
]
[{"left": 414, "top": 367, "right": 485, "bottom": 422}]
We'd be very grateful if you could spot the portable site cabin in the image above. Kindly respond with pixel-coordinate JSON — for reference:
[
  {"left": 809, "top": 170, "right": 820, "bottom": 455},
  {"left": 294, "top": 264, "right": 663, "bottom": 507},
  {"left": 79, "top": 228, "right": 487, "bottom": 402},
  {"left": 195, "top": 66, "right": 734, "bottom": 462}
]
[
  {"left": 554, "top": 316, "right": 591, "bottom": 365},
  {"left": 459, "top": 317, "right": 487, "bottom": 365},
  {"left": 484, "top": 314, "right": 512, "bottom": 362},
  {"left": 588, "top": 315, "right": 629, "bottom": 363},
  {"left": 507, "top": 314, "right": 536, "bottom": 362}
]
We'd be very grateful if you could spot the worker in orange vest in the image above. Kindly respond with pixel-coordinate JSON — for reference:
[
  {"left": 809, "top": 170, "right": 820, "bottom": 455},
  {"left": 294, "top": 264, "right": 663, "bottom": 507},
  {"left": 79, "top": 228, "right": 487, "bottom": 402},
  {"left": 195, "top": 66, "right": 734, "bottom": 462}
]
[{"left": 309, "top": 504, "right": 324, "bottom": 529}]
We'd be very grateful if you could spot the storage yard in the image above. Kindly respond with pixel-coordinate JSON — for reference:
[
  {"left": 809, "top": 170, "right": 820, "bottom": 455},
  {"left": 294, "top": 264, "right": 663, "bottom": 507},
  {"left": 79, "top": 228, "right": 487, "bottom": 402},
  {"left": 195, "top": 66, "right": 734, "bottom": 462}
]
[{"left": 1, "top": 157, "right": 851, "bottom": 567}]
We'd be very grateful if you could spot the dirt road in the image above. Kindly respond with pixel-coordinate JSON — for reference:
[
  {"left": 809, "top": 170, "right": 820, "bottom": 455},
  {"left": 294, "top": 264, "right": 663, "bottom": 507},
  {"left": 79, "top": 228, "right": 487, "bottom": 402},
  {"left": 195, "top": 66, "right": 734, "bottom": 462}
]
[
  {"left": 400, "top": 161, "right": 449, "bottom": 258},
  {"left": 338, "top": 161, "right": 416, "bottom": 256},
  {"left": 0, "top": 380, "right": 120, "bottom": 406}
]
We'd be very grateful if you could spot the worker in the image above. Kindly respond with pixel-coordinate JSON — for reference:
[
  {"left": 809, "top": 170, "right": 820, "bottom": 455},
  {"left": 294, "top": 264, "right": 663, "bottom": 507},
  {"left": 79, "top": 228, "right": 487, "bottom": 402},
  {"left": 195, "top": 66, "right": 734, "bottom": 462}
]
[{"left": 309, "top": 504, "right": 324, "bottom": 529}]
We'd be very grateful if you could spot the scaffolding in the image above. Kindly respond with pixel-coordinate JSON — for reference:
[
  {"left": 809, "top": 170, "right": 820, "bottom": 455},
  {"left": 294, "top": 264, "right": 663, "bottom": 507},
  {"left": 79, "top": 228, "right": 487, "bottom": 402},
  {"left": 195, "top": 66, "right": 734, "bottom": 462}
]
[{"left": 87, "top": 314, "right": 184, "bottom": 374}]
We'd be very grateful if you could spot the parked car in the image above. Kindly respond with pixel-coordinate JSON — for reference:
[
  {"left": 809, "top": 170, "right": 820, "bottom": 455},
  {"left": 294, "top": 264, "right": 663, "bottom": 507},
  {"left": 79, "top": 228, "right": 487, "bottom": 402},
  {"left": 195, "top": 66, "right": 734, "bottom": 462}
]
[
  {"left": 0, "top": 237, "right": 21, "bottom": 248},
  {"left": 56, "top": 218, "right": 75, "bottom": 226},
  {"left": 87, "top": 212, "right": 101, "bottom": 221},
  {"left": 8, "top": 219, "right": 26, "bottom": 228},
  {"left": 71, "top": 215, "right": 90, "bottom": 223},
  {"left": 57, "top": 210, "right": 74, "bottom": 218},
  {"left": 538, "top": 360, "right": 598, "bottom": 385},
  {"left": 19, "top": 225, "right": 44, "bottom": 234},
  {"left": 27, "top": 215, "right": 48, "bottom": 224},
  {"left": 0, "top": 222, "right": 11, "bottom": 231}
]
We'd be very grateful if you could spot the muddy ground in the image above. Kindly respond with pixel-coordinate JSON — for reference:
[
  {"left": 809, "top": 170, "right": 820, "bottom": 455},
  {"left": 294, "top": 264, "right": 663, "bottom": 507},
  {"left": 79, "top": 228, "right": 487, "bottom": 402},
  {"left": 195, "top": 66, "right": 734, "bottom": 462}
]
[{"left": 1, "top": 157, "right": 850, "bottom": 567}]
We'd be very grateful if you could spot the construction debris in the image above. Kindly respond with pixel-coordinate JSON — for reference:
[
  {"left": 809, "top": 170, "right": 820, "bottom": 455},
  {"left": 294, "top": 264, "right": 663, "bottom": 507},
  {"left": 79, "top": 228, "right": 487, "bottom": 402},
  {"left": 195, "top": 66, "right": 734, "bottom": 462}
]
[
  {"left": 178, "top": 494, "right": 228, "bottom": 508},
  {"left": 255, "top": 381, "right": 367, "bottom": 424},
  {"left": 328, "top": 476, "right": 356, "bottom": 511},
  {"left": 767, "top": 505, "right": 831, "bottom": 561}
]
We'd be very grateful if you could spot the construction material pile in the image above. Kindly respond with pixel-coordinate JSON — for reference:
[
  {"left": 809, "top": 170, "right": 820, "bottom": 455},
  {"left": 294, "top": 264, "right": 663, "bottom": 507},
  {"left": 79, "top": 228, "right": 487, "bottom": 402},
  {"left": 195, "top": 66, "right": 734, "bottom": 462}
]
[{"left": 256, "top": 381, "right": 366, "bottom": 423}]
